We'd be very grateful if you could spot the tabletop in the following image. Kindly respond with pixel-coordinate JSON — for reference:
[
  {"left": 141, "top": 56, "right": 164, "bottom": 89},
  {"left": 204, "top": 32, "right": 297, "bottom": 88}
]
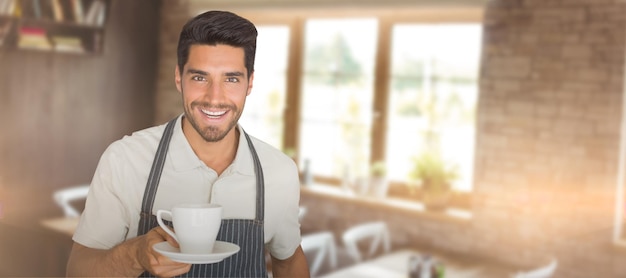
[
  {"left": 320, "top": 249, "right": 515, "bottom": 278},
  {"left": 40, "top": 216, "right": 79, "bottom": 237}
]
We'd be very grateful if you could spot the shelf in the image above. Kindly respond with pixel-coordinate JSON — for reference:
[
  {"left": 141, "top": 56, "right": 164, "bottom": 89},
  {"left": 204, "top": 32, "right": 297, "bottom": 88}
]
[
  {"left": 0, "top": 0, "right": 110, "bottom": 54},
  {"left": 19, "top": 17, "right": 105, "bottom": 30}
]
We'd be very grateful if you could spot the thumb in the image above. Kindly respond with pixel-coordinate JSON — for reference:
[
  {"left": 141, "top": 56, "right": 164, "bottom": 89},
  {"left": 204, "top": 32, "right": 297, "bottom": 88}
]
[{"left": 154, "top": 226, "right": 180, "bottom": 248}]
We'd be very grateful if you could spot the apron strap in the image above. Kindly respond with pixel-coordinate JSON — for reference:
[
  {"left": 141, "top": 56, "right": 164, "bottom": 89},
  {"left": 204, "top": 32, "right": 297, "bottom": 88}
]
[
  {"left": 138, "top": 120, "right": 265, "bottom": 235},
  {"left": 244, "top": 132, "right": 265, "bottom": 222},
  {"left": 137, "top": 118, "right": 177, "bottom": 236}
]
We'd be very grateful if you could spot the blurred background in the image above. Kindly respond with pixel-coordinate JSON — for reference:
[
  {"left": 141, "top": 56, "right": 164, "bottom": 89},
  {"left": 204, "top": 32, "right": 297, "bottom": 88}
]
[{"left": 1, "top": 0, "right": 626, "bottom": 277}]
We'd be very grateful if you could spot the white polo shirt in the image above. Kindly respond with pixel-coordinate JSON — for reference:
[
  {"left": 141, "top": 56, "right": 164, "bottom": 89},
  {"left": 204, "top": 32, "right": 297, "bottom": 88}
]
[{"left": 73, "top": 116, "right": 302, "bottom": 260}]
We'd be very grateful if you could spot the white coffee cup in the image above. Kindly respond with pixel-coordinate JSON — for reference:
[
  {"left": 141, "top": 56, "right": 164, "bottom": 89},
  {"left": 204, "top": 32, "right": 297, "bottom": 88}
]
[{"left": 156, "top": 203, "right": 222, "bottom": 254}]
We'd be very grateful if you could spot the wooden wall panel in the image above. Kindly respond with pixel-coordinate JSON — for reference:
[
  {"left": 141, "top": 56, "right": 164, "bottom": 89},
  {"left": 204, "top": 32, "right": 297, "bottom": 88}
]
[{"left": 0, "top": 0, "right": 161, "bottom": 275}]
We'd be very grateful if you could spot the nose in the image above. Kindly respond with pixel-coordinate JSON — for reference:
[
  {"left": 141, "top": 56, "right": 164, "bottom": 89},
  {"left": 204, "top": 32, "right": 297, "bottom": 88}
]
[{"left": 204, "top": 78, "right": 226, "bottom": 103}]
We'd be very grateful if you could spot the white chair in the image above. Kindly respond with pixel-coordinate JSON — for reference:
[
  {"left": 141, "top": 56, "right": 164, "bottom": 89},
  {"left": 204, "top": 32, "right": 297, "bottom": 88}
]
[
  {"left": 53, "top": 184, "right": 90, "bottom": 217},
  {"left": 299, "top": 206, "right": 307, "bottom": 222},
  {"left": 301, "top": 231, "right": 338, "bottom": 277},
  {"left": 512, "top": 258, "right": 558, "bottom": 278},
  {"left": 341, "top": 221, "right": 391, "bottom": 263}
]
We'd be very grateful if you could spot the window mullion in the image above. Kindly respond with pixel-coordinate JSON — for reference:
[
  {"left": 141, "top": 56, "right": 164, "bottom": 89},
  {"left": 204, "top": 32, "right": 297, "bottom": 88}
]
[
  {"left": 284, "top": 17, "right": 305, "bottom": 163},
  {"left": 370, "top": 17, "right": 393, "bottom": 165}
]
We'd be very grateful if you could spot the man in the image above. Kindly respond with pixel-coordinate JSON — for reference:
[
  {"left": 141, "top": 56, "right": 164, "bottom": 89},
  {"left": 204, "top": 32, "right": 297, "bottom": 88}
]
[{"left": 66, "top": 10, "right": 309, "bottom": 277}]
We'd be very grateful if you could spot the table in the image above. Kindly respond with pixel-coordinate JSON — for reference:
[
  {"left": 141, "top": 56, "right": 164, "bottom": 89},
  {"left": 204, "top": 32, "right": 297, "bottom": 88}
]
[
  {"left": 40, "top": 216, "right": 79, "bottom": 237},
  {"left": 301, "top": 184, "right": 473, "bottom": 220},
  {"left": 320, "top": 249, "right": 514, "bottom": 278},
  {"left": 1, "top": 218, "right": 75, "bottom": 276}
]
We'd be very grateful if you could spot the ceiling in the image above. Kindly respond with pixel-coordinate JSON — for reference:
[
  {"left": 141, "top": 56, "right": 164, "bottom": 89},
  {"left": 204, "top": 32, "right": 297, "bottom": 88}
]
[{"left": 189, "top": 0, "right": 490, "bottom": 10}]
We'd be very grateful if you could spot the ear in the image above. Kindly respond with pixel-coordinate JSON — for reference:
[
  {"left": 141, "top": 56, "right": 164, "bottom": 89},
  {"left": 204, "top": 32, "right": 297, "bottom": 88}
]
[
  {"left": 175, "top": 65, "right": 182, "bottom": 93},
  {"left": 246, "top": 71, "right": 254, "bottom": 96}
]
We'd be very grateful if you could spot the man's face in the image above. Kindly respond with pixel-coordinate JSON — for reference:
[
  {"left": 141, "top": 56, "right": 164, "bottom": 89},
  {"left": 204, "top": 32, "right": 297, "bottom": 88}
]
[{"left": 175, "top": 44, "right": 253, "bottom": 142}]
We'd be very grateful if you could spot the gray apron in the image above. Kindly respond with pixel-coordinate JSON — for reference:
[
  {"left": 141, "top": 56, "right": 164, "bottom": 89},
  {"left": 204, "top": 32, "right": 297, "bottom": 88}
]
[{"left": 137, "top": 118, "right": 268, "bottom": 277}]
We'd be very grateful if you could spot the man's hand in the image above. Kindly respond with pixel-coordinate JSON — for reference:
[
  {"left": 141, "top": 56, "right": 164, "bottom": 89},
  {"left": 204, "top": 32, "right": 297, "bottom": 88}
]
[
  {"left": 136, "top": 227, "right": 192, "bottom": 277},
  {"left": 67, "top": 227, "right": 191, "bottom": 277},
  {"left": 272, "top": 245, "right": 310, "bottom": 277}
]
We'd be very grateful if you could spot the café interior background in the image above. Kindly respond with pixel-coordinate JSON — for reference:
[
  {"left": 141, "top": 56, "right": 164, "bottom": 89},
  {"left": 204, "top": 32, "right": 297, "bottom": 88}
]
[{"left": 2, "top": 0, "right": 626, "bottom": 277}]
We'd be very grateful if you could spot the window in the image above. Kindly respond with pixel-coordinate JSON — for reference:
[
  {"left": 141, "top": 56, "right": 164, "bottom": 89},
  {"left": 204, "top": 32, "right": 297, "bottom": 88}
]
[
  {"left": 226, "top": 8, "right": 484, "bottom": 199},
  {"left": 299, "top": 18, "right": 378, "bottom": 180},
  {"left": 386, "top": 24, "right": 482, "bottom": 192},
  {"left": 614, "top": 69, "right": 626, "bottom": 246},
  {"left": 239, "top": 25, "right": 290, "bottom": 150}
]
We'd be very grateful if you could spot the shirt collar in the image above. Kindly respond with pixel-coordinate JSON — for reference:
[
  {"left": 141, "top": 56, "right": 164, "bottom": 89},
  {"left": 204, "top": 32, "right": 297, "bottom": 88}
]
[{"left": 169, "top": 115, "right": 254, "bottom": 176}]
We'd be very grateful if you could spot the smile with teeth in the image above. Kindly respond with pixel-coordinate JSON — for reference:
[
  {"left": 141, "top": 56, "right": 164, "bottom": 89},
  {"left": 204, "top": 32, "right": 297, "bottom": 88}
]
[{"left": 200, "top": 108, "right": 227, "bottom": 118}]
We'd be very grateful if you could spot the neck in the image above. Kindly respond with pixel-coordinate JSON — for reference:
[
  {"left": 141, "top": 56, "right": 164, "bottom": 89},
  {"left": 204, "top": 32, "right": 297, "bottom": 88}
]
[{"left": 182, "top": 119, "right": 240, "bottom": 176}]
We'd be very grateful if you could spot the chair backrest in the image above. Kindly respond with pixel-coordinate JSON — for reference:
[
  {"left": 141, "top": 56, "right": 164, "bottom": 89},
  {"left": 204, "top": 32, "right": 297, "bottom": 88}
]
[
  {"left": 53, "top": 184, "right": 90, "bottom": 217},
  {"left": 299, "top": 206, "right": 307, "bottom": 222},
  {"left": 341, "top": 221, "right": 391, "bottom": 263},
  {"left": 512, "top": 258, "right": 558, "bottom": 278},
  {"left": 301, "top": 231, "right": 337, "bottom": 277}
]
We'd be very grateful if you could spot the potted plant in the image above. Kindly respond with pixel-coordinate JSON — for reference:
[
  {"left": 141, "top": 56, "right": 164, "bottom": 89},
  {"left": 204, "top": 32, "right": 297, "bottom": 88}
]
[
  {"left": 408, "top": 151, "right": 458, "bottom": 210},
  {"left": 369, "top": 160, "right": 388, "bottom": 198},
  {"left": 282, "top": 147, "right": 297, "bottom": 161}
]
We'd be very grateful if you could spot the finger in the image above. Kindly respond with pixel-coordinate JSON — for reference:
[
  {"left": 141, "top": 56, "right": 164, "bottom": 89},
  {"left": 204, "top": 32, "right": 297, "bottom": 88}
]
[
  {"left": 155, "top": 263, "right": 192, "bottom": 278},
  {"left": 149, "top": 249, "right": 191, "bottom": 277},
  {"left": 152, "top": 227, "right": 180, "bottom": 248},
  {"left": 152, "top": 227, "right": 170, "bottom": 240},
  {"left": 145, "top": 228, "right": 190, "bottom": 277},
  {"left": 151, "top": 252, "right": 191, "bottom": 275},
  {"left": 165, "top": 236, "right": 180, "bottom": 248}
]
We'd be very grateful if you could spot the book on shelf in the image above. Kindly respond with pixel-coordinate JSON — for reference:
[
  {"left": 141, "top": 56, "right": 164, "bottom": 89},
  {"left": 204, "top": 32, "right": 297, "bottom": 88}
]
[
  {"left": 51, "top": 35, "right": 84, "bottom": 53},
  {"left": 0, "top": 19, "right": 13, "bottom": 47},
  {"left": 1, "top": 0, "right": 17, "bottom": 16},
  {"left": 31, "top": 0, "right": 56, "bottom": 20},
  {"left": 0, "top": 0, "right": 14, "bottom": 15},
  {"left": 31, "top": 0, "right": 41, "bottom": 18},
  {"left": 18, "top": 26, "right": 52, "bottom": 50},
  {"left": 0, "top": 0, "right": 15, "bottom": 15},
  {"left": 84, "top": 0, "right": 105, "bottom": 26},
  {"left": 94, "top": 0, "right": 105, "bottom": 26},
  {"left": 70, "top": 0, "right": 84, "bottom": 23},
  {"left": 0, "top": 0, "right": 107, "bottom": 25},
  {"left": 92, "top": 31, "right": 101, "bottom": 53},
  {"left": 51, "top": 0, "right": 64, "bottom": 21}
]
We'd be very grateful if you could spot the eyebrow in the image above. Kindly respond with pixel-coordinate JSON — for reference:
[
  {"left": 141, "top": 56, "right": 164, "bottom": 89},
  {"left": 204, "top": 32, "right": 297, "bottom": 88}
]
[
  {"left": 186, "top": 69, "right": 208, "bottom": 76},
  {"left": 185, "top": 68, "right": 245, "bottom": 77},
  {"left": 225, "top": 72, "right": 245, "bottom": 77}
]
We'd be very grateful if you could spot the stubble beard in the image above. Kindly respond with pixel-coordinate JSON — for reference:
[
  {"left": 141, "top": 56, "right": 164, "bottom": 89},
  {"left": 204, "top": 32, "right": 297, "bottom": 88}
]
[{"left": 184, "top": 101, "right": 241, "bottom": 143}]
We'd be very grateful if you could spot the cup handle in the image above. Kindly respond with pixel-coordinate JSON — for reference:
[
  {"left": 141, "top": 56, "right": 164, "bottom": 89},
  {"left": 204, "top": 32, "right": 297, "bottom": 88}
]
[{"left": 156, "top": 210, "right": 178, "bottom": 242}]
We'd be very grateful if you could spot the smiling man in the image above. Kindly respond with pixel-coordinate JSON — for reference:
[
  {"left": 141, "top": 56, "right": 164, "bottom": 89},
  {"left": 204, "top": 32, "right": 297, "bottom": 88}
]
[{"left": 66, "top": 11, "right": 309, "bottom": 277}]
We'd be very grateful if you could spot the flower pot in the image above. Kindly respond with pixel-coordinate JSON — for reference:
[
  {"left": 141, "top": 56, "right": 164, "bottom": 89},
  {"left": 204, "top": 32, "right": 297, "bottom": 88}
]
[
  {"left": 354, "top": 177, "right": 370, "bottom": 196},
  {"left": 370, "top": 177, "right": 389, "bottom": 198},
  {"left": 422, "top": 191, "right": 450, "bottom": 211}
]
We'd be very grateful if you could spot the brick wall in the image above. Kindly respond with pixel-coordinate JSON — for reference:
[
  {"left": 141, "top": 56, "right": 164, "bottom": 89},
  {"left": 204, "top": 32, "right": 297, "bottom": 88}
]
[
  {"left": 155, "top": 0, "right": 626, "bottom": 277},
  {"left": 154, "top": 0, "right": 189, "bottom": 124},
  {"left": 475, "top": 0, "right": 626, "bottom": 277}
]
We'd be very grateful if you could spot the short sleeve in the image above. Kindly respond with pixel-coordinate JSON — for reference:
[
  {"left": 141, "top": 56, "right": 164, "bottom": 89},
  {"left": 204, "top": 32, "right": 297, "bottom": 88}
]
[
  {"left": 265, "top": 160, "right": 302, "bottom": 260},
  {"left": 72, "top": 143, "right": 131, "bottom": 249}
]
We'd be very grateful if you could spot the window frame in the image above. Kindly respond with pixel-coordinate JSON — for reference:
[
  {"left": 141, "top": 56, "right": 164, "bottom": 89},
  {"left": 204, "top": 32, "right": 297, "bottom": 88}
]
[
  {"left": 613, "top": 57, "right": 626, "bottom": 247},
  {"left": 229, "top": 8, "right": 484, "bottom": 202}
]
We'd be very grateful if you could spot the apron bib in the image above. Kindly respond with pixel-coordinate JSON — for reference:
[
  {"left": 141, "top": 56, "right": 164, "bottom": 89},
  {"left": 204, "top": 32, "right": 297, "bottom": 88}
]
[{"left": 137, "top": 118, "right": 268, "bottom": 277}]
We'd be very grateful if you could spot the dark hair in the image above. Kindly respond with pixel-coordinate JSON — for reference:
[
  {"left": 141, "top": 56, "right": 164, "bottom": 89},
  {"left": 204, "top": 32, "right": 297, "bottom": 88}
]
[{"left": 177, "top": 11, "right": 257, "bottom": 78}]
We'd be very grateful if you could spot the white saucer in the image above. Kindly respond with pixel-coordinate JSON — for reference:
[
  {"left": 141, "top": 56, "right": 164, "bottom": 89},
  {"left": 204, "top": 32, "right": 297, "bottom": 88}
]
[{"left": 153, "top": 241, "right": 240, "bottom": 264}]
